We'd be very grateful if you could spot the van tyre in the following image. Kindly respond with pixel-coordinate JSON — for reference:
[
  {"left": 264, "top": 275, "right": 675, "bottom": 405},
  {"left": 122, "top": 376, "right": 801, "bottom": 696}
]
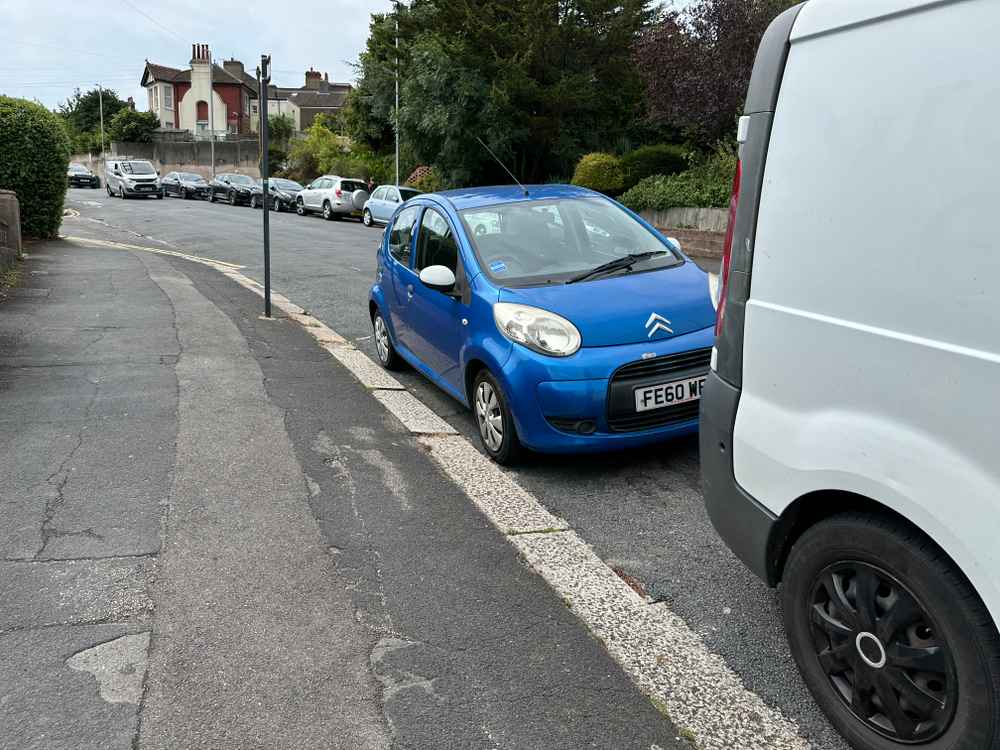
[
  {"left": 472, "top": 370, "right": 523, "bottom": 466},
  {"left": 372, "top": 309, "right": 401, "bottom": 371},
  {"left": 782, "top": 512, "right": 1000, "bottom": 750}
]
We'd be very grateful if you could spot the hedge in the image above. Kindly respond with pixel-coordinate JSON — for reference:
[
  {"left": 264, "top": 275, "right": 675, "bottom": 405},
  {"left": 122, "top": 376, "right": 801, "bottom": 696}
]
[
  {"left": 571, "top": 152, "right": 625, "bottom": 195},
  {"left": 621, "top": 144, "right": 688, "bottom": 191},
  {"left": 0, "top": 96, "right": 70, "bottom": 239},
  {"left": 620, "top": 145, "right": 737, "bottom": 212}
]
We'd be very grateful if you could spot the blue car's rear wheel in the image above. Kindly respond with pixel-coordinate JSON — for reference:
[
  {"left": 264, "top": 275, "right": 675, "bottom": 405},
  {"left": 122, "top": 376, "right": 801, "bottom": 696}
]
[{"left": 473, "top": 371, "right": 522, "bottom": 465}]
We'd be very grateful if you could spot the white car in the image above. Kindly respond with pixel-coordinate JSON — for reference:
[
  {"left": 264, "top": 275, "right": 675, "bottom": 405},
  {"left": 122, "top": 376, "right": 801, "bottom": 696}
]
[
  {"left": 295, "top": 175, "right": 370, "bottom": 221},
  {"left": 701, "top": 2, "right": 1000, "bottom": 749}
]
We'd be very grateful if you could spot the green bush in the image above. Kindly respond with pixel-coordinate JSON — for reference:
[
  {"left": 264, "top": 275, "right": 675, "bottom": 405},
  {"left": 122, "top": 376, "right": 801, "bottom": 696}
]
[
  {"left": 107, "top": 109, "right": 159, "bottom": 144},
  {"left": 0, "top": 96, "right": 70, "bottom": 239},
  {"left": 620, "top": 144, "right": 737, "bottom": 212},
  {"left": 620, "top": 144, "right": 689, "bottom": 191},
  {"left": 571, "top": 152, "right": 625, "bottom": 195}
]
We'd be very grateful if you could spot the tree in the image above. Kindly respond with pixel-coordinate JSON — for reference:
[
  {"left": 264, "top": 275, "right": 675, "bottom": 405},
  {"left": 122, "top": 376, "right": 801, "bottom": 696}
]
[
  {"left": 267, "top": 113, "right": 294, "bottom": 148},
  {"left": 58, "top": 87, "right": 126, "bottom": 151},
  {"left": 0, "top": 96, "right": 70, "bottom": 238},
  {"left": 347, "top": 0, "right": 655, "bottom": 187},
  {"left": 634, "top": 0, "right": 799, "bottom": 146},
  {"left": 107, "top": 109, "right": 159, "bottom": 143}
]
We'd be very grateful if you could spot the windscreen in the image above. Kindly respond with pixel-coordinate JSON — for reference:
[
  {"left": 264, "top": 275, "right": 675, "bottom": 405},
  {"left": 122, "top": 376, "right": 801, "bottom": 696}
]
[
  {"left": 69, "top": 164, "right": 89, "bottom": 173},
  {"left": 271, "top": 179, "right": 302, "bottom": 191},
  {"left": 121, "top": 161, "right": 155, "bottom": 175},
  {"left": 399, "top": 188, "right": 421, "bottom": 201},
  {"left": 179, "top": 172, "right": 204, "bottom": 182},
  {"left": 228, "top": 174, "right": 254, "bottom": 186},
  {"left": 460, "top": 197, "right": 680, "bottom": 286}
]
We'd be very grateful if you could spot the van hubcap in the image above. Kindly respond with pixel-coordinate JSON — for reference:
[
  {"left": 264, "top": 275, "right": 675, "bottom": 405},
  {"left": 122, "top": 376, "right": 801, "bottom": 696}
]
[
  {"left": 809, "top": 562, "right": 956, "bottom": 742},
  {"left": 475, "top": 382, "right": 503, "bottom": 452},
  {"left": 374, "top": 316, "right": 389, "bottom": 362}
]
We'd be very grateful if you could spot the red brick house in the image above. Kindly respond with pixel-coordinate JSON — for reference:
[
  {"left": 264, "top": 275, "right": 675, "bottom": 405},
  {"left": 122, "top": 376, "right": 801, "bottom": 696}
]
[{"left": 141, "top": 44, "right": 258, "bottom": 135}]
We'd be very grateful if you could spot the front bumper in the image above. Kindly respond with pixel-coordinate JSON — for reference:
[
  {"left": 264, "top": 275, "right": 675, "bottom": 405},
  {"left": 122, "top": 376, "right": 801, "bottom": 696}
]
[
  {"left": 497, "top": 325, "right": 715, "bottom": 453},
  {"left": 699, "top": 369, "right": 779, "bottom": 585},
  {"left": 124, "top": 183, "right": 161, "bottom": 196},
  {"left": 68, "top": 177, "right": 99, "bottom": 187}
]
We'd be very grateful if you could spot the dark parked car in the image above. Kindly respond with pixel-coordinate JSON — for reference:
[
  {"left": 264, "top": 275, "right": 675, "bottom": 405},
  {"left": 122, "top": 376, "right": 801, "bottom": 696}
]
[
  {"left": 208, "top": 173, "right": 256, "bottom": 206},
  {"left": 67, "top": 163, "right": 100, "bottom": 188},
  {"left": 162, "top": 172, "right": 211, "bottom": 199},
  {"left": 250, "top": 178, "right": 304, "bottom": 211}
]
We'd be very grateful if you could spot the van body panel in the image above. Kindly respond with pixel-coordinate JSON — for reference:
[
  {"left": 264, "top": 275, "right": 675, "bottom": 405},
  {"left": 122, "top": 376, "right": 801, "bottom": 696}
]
[{"left": 733, "top": 0, "right": 1000, "bottom": 627}]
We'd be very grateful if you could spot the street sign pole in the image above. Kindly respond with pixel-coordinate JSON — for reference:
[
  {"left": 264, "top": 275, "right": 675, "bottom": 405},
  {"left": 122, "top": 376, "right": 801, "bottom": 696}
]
[{"left": 259, "top": 55, "right": 272, "bottom": 318}]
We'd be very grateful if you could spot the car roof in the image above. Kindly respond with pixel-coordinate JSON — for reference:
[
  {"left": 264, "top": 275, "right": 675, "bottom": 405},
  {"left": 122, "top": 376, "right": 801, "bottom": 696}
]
[{"left": 427, "top": 184, "right": 601, "bottom": 211}]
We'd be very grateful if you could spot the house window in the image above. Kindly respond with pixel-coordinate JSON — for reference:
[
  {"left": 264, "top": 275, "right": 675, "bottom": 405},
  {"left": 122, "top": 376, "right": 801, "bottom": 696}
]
[
  {"left": 163, "top": 85, "right": 173, "bottom": 110},
  {"left": 196, "top": 100, "right": 209, "bottom": 132},
  {"left": 243, "top": 91, "right": 250, "bottom": 115},
  {"left": 150, "top": 86, "right": 158, "bottom": 111}
]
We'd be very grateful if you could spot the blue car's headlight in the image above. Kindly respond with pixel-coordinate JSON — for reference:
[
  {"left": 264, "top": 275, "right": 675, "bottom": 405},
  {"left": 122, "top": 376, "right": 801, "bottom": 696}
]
[{"left": 493, "top": 303, "right": 581, "bottom": 357}]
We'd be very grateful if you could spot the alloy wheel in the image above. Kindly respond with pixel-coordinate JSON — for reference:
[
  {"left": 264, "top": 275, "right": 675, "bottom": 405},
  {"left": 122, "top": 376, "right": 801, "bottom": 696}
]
[
  {"left": 250, "top": 195, "right": 258, "bottom": 209},
  {"left": 323, "top": 203, "right": 332, "bottom": 220},
  {"left": 475, "top": 381, "right": 504, "bottom": 452},
  {"left": 363, "top": 209, "right": 372, "bottom": 227},
  {"left": 808, "top": 561, "right": 957, "bottom": 743},
  {"left": 374, "top": 315, "right": 390, "bottom": 363}
]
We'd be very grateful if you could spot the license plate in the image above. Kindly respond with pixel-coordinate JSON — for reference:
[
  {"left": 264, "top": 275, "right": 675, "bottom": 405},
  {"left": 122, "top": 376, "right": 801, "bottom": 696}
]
[{"left": 634, "top": 375, "right": 705, "bottom": 412}]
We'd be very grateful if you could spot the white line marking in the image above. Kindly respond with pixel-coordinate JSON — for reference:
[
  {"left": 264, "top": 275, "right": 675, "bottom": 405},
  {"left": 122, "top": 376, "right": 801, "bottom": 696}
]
[
  {"left": 69, "top": 239, "right": 810, "bottom": 748},
  {"left": 62, "top": 236, "right": 245, "bottom": 270}
]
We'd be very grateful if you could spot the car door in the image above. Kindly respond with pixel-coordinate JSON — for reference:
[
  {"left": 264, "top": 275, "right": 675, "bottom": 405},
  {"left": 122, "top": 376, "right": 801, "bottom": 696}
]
[
  {"left": 380, "top": 187, "right": 401, "bottom": 224},
  {"left": 384, "top": 205, "right": 421, "bottom": 351},
  {"left": 407, "top": 207, "right": 466, "bottom": 391},
  {"left": 313, "top": 178, "right": 333, "bottom": 209},
  {"left": 369, "top": 187, "right": 386, "bottom": 221}
]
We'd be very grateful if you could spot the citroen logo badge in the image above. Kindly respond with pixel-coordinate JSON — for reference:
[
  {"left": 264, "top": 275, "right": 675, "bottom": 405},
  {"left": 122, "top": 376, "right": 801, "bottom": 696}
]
[{"left": 645, "top": 313, "right": 673, "bottom": 338}]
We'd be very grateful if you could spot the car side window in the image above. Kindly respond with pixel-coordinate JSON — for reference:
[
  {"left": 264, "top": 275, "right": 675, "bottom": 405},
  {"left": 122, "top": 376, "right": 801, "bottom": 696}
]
[
  {"left": 415, "top": 208, "right": 458, "bottom": 274},
  {"left": 388, "top": 188, "right": 401, "bottom": 202},
  {"left": 372, "top": 187, "right": 385, "bottom": 201},
  {"left": 388, "top": 206, "right": 419, "bottom": 266}
]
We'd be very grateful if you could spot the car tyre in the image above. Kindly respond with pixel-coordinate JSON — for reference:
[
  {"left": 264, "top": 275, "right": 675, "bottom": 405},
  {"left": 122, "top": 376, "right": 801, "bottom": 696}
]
[
  {"left": 156, "top": 190, "right": 163, "bottom": 200},
  {"left": 782, "top": 512, "right": 1000, "bottom": 750},
  {"left": 472, "top": 370, "right": 523, "bottom": 465},
  {"left": 296, "top": 199, "right": 306, "bottom": 216},
  {"left": 209, "top": 191, "right": 215, "bottom": 203},
  {"left": 372, "top": 309, "right": 402, "bottom": 371},
  {"left": 228, "top": 191, "right": 237, "bottom": 206},
  {"left": 250, "top": 194, "right": 259, "bottom": 209},
  {"left": 322, "top": 201, "right": 334, "bottom": 221},
  {"left": 363, "top": 209, "right": 374, "bottom": 227}
]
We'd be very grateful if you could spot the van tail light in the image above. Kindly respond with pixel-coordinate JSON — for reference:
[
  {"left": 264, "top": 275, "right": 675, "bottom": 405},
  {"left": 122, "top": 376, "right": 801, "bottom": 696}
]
[
  {"left": 715, "top": 160, "right": 741, "bottom": 337},
  {"left": 335, "top": 188, "right": 342, "bottom": 198}
]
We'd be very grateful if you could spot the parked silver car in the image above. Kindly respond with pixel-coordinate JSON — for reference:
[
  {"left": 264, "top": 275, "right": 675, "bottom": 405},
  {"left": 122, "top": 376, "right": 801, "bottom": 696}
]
[
  {"left": 105, "top": 160, "right": 163, "bottom": 200},
  {"left": 295, "top": 175, "right": 369, "bottom": 220},
  {"left": 362, "top": 185, "right": 422, "bottom": 227}
]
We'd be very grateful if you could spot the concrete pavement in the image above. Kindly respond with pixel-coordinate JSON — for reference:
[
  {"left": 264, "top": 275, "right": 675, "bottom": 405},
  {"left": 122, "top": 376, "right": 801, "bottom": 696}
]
[{"left": 1, "top": 237, "right": 689, "bottom": 748}]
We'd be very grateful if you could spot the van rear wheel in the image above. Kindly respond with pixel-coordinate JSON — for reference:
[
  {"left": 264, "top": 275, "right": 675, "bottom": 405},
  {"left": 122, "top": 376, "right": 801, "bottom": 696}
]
[{"left": 782, "top": 513, "right": 1000, "bottom": 749}]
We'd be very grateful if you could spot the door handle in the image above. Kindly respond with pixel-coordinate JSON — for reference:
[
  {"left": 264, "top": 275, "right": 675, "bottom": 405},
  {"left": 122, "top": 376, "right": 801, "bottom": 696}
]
[{"left": 406, "top": 285, "right": 414, "bottom": 300}]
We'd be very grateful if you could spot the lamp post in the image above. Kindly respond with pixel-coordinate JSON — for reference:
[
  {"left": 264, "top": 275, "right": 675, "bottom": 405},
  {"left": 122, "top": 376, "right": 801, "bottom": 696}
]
[
  {"left": 259, "top": 55, "right": 272, "bottom": 318},
  {"left": 96, "top": 84, "right": 105, "bottom": 156},
  {"left": 394, "top": 1, "right": 400, "bottom": 186},
  {"left": 208, "top": 47, "right": 216, "bottom": 178}
]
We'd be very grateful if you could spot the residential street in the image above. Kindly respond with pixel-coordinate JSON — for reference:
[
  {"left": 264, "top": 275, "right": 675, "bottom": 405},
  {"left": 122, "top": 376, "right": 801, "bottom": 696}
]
[{"left": 0, "top": 189, "right": 848, "bottom": 749}]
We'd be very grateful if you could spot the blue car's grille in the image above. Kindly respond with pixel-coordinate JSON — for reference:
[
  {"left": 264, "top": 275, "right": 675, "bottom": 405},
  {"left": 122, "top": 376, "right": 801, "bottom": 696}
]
[{"left": 606, "top": 348, "right": 711, "bottom": 433}]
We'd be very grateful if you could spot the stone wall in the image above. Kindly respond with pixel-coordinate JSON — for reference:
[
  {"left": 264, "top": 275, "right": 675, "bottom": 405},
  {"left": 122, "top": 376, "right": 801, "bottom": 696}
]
[
  {"left": 0, "top": 190, "right": 22, "bottom": 272},
  {"left": 641, "top": 207, "right": 727, "bottom": 263}
]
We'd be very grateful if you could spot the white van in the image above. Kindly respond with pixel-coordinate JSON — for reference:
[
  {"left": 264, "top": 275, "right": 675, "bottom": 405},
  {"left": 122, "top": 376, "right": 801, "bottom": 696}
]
[{"left": 700, "top": 1, "right": 999, "bottom": 748}]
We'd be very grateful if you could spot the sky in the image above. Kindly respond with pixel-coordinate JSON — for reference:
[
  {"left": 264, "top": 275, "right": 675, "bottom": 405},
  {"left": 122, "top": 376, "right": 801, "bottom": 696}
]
[{"left": 2, "top": 0, "right": 396, "bottom": 110}]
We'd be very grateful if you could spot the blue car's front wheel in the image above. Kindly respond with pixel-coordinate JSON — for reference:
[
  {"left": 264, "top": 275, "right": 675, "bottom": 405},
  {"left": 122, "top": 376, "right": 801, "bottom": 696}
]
[{"left": 473, "top": 370, "right": 522, "bottom": 465}]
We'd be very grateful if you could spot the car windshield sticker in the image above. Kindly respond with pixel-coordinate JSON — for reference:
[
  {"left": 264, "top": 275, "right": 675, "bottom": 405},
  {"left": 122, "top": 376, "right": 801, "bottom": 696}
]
[{"left": 490, "top": 260, "right": 507, "bottom": 274}]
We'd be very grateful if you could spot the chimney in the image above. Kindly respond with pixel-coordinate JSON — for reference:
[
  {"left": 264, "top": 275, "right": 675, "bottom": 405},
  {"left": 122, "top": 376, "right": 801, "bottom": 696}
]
[
  {"left": 305, "top": 68, "right": 322, "bottom": 90},
  {"left": 223, "top": 58, "right": 244, "bottom": 77},
  {"left": 127, "top": 96, "right": 135, "bottom": 111},
  {"left": 191, "top": 43, "right": 210, "bottom": 64}
]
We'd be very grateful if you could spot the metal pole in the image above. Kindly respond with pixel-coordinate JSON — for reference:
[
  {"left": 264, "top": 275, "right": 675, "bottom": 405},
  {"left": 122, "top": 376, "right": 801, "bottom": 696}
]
[
  {"left": 208, "top": 47, "right": 216, "bottom": 178},
  {"left": 259, "top": 56, "right": 272, "bottom": 319},
  {"left": 97, "top": 84, "right": 105, "bottom": 155},
  {"left": 394, "top": 3, "right": 400, "bottom": 186}
]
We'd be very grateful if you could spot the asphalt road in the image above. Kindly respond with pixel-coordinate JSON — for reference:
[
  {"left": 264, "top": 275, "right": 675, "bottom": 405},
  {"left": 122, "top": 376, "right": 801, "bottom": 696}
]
[{"left": 64, "top": 187, "right": 849, "bottom": 750}]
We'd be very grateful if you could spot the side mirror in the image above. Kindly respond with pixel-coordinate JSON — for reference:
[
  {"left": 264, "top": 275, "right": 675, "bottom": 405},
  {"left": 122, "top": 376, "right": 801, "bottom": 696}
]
[
  {"left": 664, "top": 236, "right": 682, "bottom": 254},
  {"left": 419, "top": 265, "right": 457, "bottom": 294}
]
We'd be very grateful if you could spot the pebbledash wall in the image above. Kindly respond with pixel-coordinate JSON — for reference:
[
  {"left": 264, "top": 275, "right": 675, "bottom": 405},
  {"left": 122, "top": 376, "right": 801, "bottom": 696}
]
[
  {"left": 71, "top": 139, "right": 262, "bottom": 181},
  {"left": 0, "top": 190, "right": 22, "bottom": 272}
]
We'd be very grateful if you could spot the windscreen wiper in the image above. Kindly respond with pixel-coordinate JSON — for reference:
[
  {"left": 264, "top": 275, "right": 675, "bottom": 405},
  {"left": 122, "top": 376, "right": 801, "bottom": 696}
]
[{"left": 566, "top": 250, "right": 668, "bottom": 284}]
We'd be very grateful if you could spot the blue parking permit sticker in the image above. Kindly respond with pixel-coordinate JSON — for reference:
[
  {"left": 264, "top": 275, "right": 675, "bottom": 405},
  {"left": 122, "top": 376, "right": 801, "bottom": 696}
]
[{"left": 490, "top": 260, "right": 507, "bottom": 274}]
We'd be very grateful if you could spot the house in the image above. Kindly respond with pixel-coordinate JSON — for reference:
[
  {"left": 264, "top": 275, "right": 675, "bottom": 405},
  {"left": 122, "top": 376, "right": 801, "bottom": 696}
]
[
  {"left": 264, "top": 69, "right": 352, "bottom": 131},
  {"left": 141, "top": 44, "right": 258, "bottom": 135}
]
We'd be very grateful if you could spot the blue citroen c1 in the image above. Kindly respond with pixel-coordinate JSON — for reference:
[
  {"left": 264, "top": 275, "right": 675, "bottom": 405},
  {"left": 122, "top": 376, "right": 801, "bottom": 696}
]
[{"left": 368, "top": 184, "right": 717, "bottom": 464}]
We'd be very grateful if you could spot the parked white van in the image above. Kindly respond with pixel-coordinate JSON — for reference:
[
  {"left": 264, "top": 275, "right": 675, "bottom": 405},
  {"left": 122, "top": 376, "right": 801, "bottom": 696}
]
[{"left": 700, "top": 1, "right": 999, "bottom": 748}]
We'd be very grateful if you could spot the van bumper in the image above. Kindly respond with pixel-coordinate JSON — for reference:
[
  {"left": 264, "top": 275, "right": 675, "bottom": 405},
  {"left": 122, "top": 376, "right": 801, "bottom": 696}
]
[{"left": 699, "top": 369, "right": 779, "bottom": 585}]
